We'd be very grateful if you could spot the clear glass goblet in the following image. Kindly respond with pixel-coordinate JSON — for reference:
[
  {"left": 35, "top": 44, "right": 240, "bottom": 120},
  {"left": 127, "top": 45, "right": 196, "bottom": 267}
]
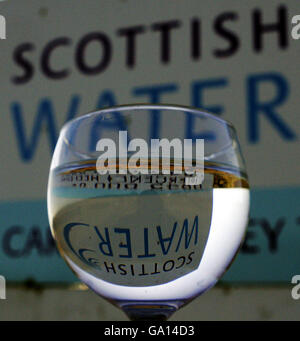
[{"left": 47, "top": 104, "right": 250, "bottom": 321}]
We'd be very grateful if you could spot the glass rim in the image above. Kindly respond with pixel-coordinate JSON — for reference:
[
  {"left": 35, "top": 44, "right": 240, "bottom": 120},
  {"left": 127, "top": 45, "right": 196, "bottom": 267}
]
[
  {"left": 61, "top": 103, "right": 236, "bottom": 133},
  {"left": 55, "top": 103, "right": 245, "bottom": 172}
]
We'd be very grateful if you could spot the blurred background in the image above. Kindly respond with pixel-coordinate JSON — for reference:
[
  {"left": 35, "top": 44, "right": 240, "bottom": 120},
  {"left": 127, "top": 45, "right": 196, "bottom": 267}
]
[{"left": 0, "top": 0, "right": 299, "bottom": 320}]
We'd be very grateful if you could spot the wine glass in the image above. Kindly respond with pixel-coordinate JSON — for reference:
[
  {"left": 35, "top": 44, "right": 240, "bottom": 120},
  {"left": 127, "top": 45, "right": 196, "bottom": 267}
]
[{"left": 47, "top": 104, "right": 250, "bottom": 321}]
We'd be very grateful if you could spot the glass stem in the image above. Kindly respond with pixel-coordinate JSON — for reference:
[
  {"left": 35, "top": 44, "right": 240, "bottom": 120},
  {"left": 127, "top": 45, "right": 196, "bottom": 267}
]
[{"left": 121, "top": 303, "right": 178, "bottom": 321}]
